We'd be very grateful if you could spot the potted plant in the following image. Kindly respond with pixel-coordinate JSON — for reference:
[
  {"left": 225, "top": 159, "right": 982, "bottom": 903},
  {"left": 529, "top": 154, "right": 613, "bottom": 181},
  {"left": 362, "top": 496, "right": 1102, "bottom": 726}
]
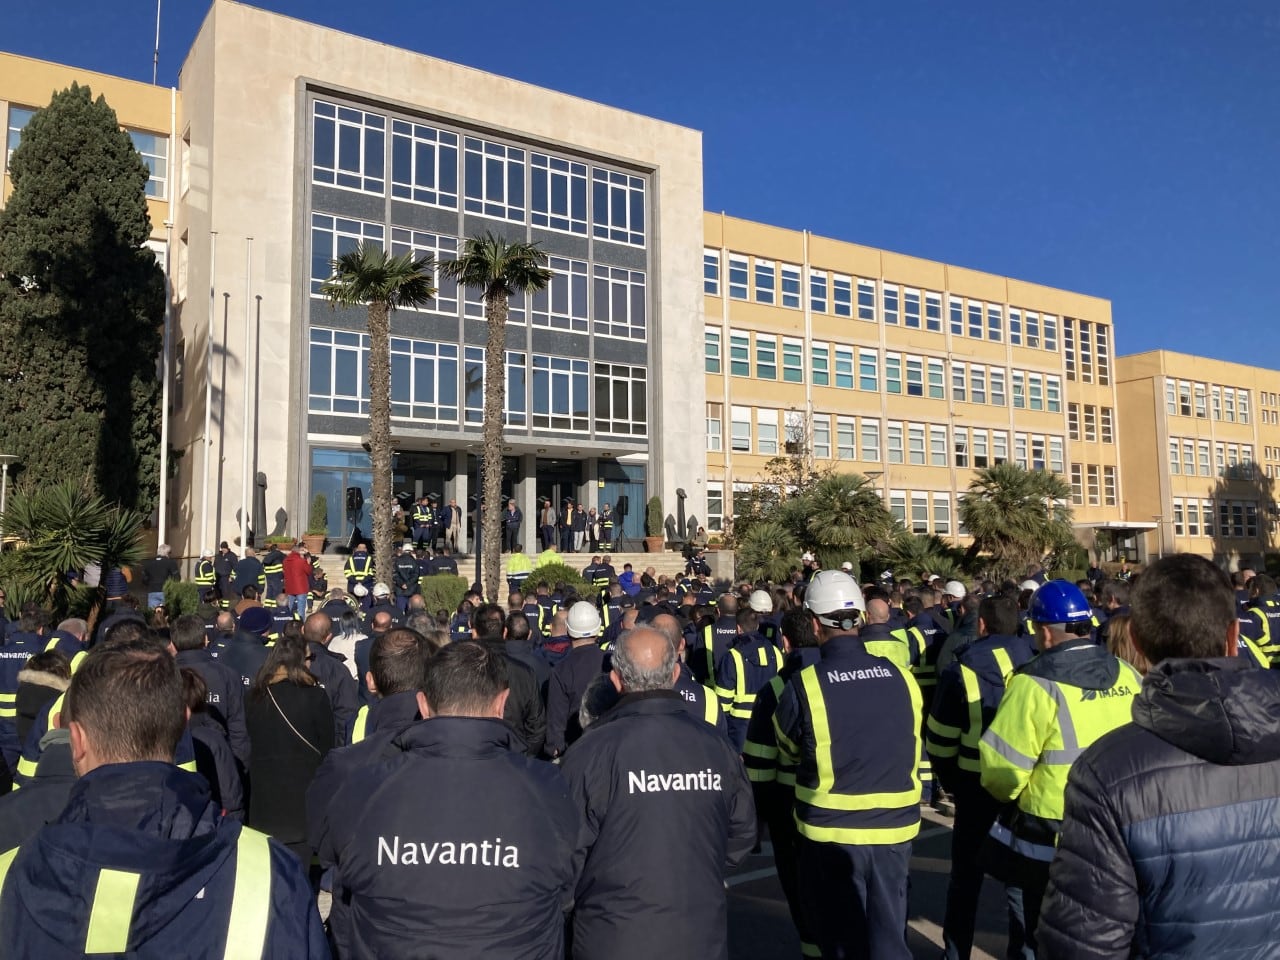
[
  {"left": 644, "top": 495, "right": 665, "bottom": 553},
  {"left": 302, "top": 493, "right": 328, "bottom": 555}
]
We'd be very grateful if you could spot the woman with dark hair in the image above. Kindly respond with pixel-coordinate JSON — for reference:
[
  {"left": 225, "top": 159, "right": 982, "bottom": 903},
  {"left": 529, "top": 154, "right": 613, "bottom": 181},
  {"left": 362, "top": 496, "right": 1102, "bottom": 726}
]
[{"left": 245, "top": 627, "right": 334, "bottom": 864}]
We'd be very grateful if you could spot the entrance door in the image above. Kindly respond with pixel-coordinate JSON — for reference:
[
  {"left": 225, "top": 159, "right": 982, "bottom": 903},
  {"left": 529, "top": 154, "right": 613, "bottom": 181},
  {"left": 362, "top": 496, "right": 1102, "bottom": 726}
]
[{"left": 599, "top": 461, "right": 646, "bottom": 546}]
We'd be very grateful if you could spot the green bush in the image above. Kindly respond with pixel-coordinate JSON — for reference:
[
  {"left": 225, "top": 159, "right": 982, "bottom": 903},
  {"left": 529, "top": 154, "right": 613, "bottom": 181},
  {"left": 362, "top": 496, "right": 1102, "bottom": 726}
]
[
  {"left": 523, "top": 562, "right": 589, "bottom": 593},
  {"left": 418, "top": 574, "right": 470, "bottom": 614},
  {"left": 645, "top": 496, "right": 663, "bottom": 537},
  {"left": 307, "top": 493, "right": 328, "bottom": 535},
  {"left": 163, "top": 579, "right": 200, "bottom": 618}
]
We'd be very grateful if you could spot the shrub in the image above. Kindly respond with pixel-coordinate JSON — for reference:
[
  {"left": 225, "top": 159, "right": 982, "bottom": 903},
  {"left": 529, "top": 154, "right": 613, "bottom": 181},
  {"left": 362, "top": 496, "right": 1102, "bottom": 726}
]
[
  {"left": 523, "top": 562, "right": 589, "bottom": 594},
  {"left": 307, "top": 494, "right": 328, "bottom": 535},
  {"left": 418, "top": 574, "right": 470, "bottom": 614},
  {"left": 645, "top": 496, "right": 663, "bottom": 537},
  {"left": 163, "top": 579, "right": 200, "bottom": 618}
]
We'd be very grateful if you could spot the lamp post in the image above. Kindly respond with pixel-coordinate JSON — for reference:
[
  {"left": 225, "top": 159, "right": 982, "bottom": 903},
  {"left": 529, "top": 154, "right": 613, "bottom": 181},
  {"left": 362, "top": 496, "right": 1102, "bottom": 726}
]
[
  {"left": 0, "top": 454, "right": 16, "bottom": 552},
  {"left": 1152, "top": 515, "right": 1165, "bottom": 561}
]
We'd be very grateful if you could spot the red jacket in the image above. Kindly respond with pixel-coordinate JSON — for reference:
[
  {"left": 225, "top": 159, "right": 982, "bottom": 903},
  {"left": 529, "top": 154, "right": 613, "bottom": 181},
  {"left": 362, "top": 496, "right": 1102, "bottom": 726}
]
[{"left": 283, "top": 551, "right": 313, "bottom": 594}]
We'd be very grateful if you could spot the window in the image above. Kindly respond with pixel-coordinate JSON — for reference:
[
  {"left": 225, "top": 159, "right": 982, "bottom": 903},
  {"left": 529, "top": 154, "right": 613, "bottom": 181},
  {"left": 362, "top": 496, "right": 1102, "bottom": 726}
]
[
  {"left": 970, "top": 365, "right": 986, "bottom": 404},
  {"left": 925, "top": 292, "right": 942, "bottom": 332},
  {"left": 1202, "top": 501, "right": 1214, "bottom": 536},
  {"left": 1012, "top": 371, "right": 1026, "bottom": 409},
  {"left": 531, "top": 355, "right": 588, "bottom": 431},
  {"left": 728, "top": 255, "right": 749, "bottom": 300},
  {"left": 705, "top": 327, "right": 722, "bottom": 374},
  {"left": 1187, "top": 498, "right": 1200, "bottom": 537},
  {"left": 1179, "top": 381, "right": 1193, "bottom": 417},
  {"left": 973, "top": 430, "right": 990, "bottom": 468},
  {"left": 1198, "top": 439, "right": 1211, "bottom": 476},
  {"left": 1183, "top": 439, "right": 1195, "bottom": 477},
  {"left": 706, "top": 483, "right": 724, "bottom": 532},
  {"left": 1068, "top": 403, "right": 1080, "bottom": 440},
  {"left": 927, "top": 358, "right": 945, "bottom": 399},
  {"left": 951, "top": 361, "right": 966, "bottom": 402},
  {"left": 706, "top": 403, "right": 722, "bottom": 451},
  {"left": 811, "top": 342, "right": 830, "bottom": 386},
  {"left": 987, "top": 304, "right": 1002, "bottom": 342},
  {"left": 1015, "top": 434, "right": 1029, "bottom": 469},
  {"left": 1049, "top": 437, "right": 1064, "bottom": 474},
  {"left": 890, "top": 492, "right": 906, "bottom": 525},
  {"left": 954, "top": 427, "right": 969, "bottom": 467},
  {"left": 1031, "top": 435, "right": 1046, "bottom": 472},
  {"left": 810, "top": 270, "right": 828, "bottom": 313},
  {"left": 757, "top": 409, "right": 779, "bottom": 455},
  {"left": 835, "top": 347, "right": 854, "bottom": 389},
  {"left": 1101, "top": 406, "right": 1114, "bottom": 443},
  {"left": 754, "top": 259, "right": 776, "bottom": 305},
  {"left": 1240, "top": 390, "right": 1251, "bottom": 424},
  {"left": 1173, "top": 500, "right": 1185, "bottom": 537},
  {"left": 390, "top": 228, "right": 460, "bottom": 315},
  {"left": 911, "top": 493, "right": 929, "bottom": 534},
  {"left": 1043, "top": 315, "right": 1058, "bottom": 351},
  {"left": 1009, "top": 308, "right": 1022, "bottom": 346},
  {"left": 833, "top": 275, "right": 853, "bottom": 317},
  {"left": 729, "top": 332, "right": 750, "bottom": 377},
  {"left": 313, "top": 101, "right": 385, "bottom": 194},
  {"left": 1026, "top": 311, "right": 1040, "bottom": 348},
  {"left": 1028, "top": 374, "right": 1044, "bottom": 411},
  {"left": 1047, "top": 376, "right": 1062, "bottom": 413},
  {"left": 1096, "top": 324, "right": 1110, "bottom": 385},
  {"left": 933, "top": 493, "right": 951, "bottom": 535},
  {"left": 908, "top": 423, "right": 926, "bottom": 465},
  {"left": 1194, "top": 382, "right": 1207, "bottom": 419},
  {"left": 703, "top": 250, "right": 720, "bottom": 295},
  {"left": 180, "top": 128, "right": 190, "bottom": 196},
  {"left": 1079, "top": 321, "right": 1093, "bottom": 383},
  {"left": 731, "top": 406, "right": 751, "bottom": 452},
  {"left": 968, "top": 301, "right": 983, "bottom": 339},
  {"left": 781, "top": 264, "right": 801, "bottom": 309},
  {"left": 391, "top": 120, "right": 459, "bottom": 208},
  {"left": 529, "top": 256, "right": 589, "bottom": 332},
  {"left": 1216, "top": 442, "right": 1225, "bottom": 476},
  {"left": 856, "top": 279, "right": 875, "bottom": 321},
  {"left": 949, "top": 297, "right": 964, "bottom": 336},
  {"left": 858, "top": 349, "right": 877, "bottom": 391},
  {"left": 904, "top": 288, "right": 921, "bottom": 328},
  {"left": 1064, "top": 318, "right": 1076, "bottom": 380},
  {"left": 463, "top": 136, "right": 524, "bottom": 220},
  {"left": 837, "top": 416, "right": 856, "bottom": 460},
  {"left": 1070, "top": 464, "right": 1084, "bottom": 505},
  {"left": 1166, "top": 381, "right": 1177, "bottom": 415},
  {"left": 930, "top": 425, "right": 947, "bottom": 466},
  {"left": 128, "top": 129, "right": 168, "bottom": 199},
  {"left": 591, "top": 168, "right": 644, "bottom": 245},
  {"left": 906, "top": 356, "right": 924, "bottom": 397},
  {"left": 885, "top": 354, "right": 902, "bottom": 395},
  {"left": 591, "top": 266, "right": 646, "bottom": 339},
  {"left": 1211, "top": 384, "right": 1222, "bottom": 420},
  {"left": 1087, "top": 464, "right": 1101, "bottom": 506},
  {"left": 813, "top": 415, "right": 832, "bottom": 459},
  {"left": 861, "top": 419, "right": 881, "bottom": 462},
  {"left": 782, "top": 338, "right": 804, "bottom": 383},
  {"left": 990, "top": 367, "right": 1006, "bottom": 406},
  {"left": 887, "top": 422, "right": 904, "bottom": 464},
  {"left": 5, "top": 105, "right": 35, "bottom": 168},
  {"left": 1169, "top": 438, "right": 1181, "bottom": 474},
  {"left": 311, "top": 214, "right": 384, "bottom": 295},
  {"left": 755, "top": 335, "right": 778, "bottom": 380},
  {"left": 594, "top": 363, "right": 647, "bottom": 436},
  {"left": 883, "top": 284, "right": 900, "bottom": 325}
]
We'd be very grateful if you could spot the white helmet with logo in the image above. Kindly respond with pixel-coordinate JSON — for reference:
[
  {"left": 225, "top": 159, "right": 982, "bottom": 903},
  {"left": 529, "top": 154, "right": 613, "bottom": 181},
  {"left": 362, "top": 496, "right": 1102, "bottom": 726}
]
[
  {"left": 944, "top": 580, "right": 966, "bottom": 600},
  {"left": 804, "top": 570, "right": 866, "bottom": 630},
  {"left": 748, "top": 590, "right": 773, "bottom": 614},
  {"left": 1019, "top": 580, "right": 1041, "bottom": 593},
  {"left": 566, "top": 601, "right": 602, "bottom": 638}
]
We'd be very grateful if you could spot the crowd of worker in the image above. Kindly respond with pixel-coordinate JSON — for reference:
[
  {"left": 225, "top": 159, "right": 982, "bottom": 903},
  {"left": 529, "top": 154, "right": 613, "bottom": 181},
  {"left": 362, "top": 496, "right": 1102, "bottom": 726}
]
[{"left": 0, "top": 537, "right": 1277, "bottom": 958}]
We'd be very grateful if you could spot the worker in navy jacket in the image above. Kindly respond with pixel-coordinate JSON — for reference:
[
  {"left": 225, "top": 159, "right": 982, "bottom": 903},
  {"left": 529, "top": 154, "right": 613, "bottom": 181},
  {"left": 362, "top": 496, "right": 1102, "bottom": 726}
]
[
  {"left": 1040, "top": 555, "right": 1280, "bottom": 959},
  {"left": 560, "top": 626, "right": 756, "bottom": 960},
  {"left": 0, "top": 637, "right": 326, "bottom": 958},
  {"left": 320, "top": 642, "right": 580, "bottom": 959}
]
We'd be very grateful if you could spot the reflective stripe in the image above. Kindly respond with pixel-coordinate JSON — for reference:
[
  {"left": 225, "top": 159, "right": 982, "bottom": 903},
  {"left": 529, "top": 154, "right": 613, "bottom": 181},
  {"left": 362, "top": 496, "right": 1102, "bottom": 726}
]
[
  {"left": 85, "top": 868, "right": 141, "bottom": 953},
  {"left": 44, "top": 637, "right": 63, "bottom": 652},
  {"left": 801, "top": 941, "right": 823, "bottom": 958},
  {"left": 0, "top": 845, "right": 19, "bottom": 897},
  {"left": 796, "top": 815, "right": 920, "bottom": 845},
  {"left": 14, "top": 756, "right": 37, "bottom": 779},
  {"left": 982, "top": 730, "right": 1037, "bottom": 770},
  {"left": 70, "top": 652, "right": 86, "bottom": 674},
  {"left": 926, "top": 715, "right": 960, "bottom": 739},
  {"left": 1241, "top": 637, "right": 1269, "bottom": 669},
  {"left": 992, "top": 648, "right": 1014, "bottom": 680},
  {"left": 987, "top": 820, "right": 1056, "bottom": 863},
  {"left": 777, "top": 770, "right": 796, "bottom": 787},
  {"left": 796, "top": 783, "right": 920, "bottom": 811},
  {"left": 0, "top": 693, "right": 15, "bottom": 702},
  {"left": 742, "top": 740, "right": 778, "bottom": 760},
  {"left": 351, "top": 705, "right": 370, "bottom": 744},
  {"left": 703, "top": 695, "right": 720, "bottom": 727},
  {"left": 178, "top": 759, "right": 197, "bottom": 773},
  {"left": 224, "top": 828, "right": 273, "bottom": 960}
]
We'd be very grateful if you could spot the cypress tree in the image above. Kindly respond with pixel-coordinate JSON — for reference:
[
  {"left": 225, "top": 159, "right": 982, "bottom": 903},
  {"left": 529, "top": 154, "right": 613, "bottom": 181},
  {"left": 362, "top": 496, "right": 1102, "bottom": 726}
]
[{"left": 0, "top": 83, "right": 164, "bottom": 512}]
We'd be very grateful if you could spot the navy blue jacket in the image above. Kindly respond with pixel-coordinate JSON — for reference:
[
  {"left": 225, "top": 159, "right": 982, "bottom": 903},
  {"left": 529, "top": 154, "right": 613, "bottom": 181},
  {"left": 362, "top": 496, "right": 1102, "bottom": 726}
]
[
  {"left": 0, "top": 633, "right": 42, "bottom": 770},
  {"left": 307, "top": 642, "right": 359, "bottom": 748},
  {"left": 544, "top": 642, "right": 606, "bottom": 757},
  {"left": 190, "top": 712, "right": 244, "bottom": 820},
  {"left": 560, "top": 690, "right": 756, "bottom": 960},
  {"left": 176, "top": 648, "right": 250, "bottom": 769},
  {"left": 208, "top": 631, "right": 269, "bottom": 691},
  {"left": 675, "top": 661, "right": 729, "bottom": 738},
  {"left": 0, "top": 731, "right": 76, "bottom": 851},
  {"left": 321, "top": 718, "right": 580, "bottom": 959},
  {"left": 1041, "top": 658, "right": 1280, "bottom": 959},
  {"left": 0, "top": 762, "right": 327, "bottom": 958}
]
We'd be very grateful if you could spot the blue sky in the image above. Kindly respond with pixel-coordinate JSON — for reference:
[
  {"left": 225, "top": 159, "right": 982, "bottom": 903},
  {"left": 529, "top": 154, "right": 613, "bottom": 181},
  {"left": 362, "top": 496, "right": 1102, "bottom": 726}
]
[{"left": 7, "top": 1, "right": 1279, "bottom": 365}]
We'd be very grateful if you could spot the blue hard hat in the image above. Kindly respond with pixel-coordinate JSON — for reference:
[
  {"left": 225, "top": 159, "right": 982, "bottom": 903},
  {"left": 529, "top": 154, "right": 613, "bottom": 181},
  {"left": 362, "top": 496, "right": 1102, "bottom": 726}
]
[{"left": 1028, "top": 580, "right": 1093, "bottom": 625}]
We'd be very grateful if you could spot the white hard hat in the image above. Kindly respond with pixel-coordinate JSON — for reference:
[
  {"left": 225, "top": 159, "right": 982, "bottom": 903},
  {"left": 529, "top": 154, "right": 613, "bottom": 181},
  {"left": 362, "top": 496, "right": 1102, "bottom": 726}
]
[
  {"left": 804, "top": 570, "right": 866, "bottom": 628},
  {"left": 373, "top": 582, "right": 391, "bottom": 598},
  {"left": 801, "top": 552, "right": 815, "bottom": 563},
  {"left": 1019, "top": 580, "right": 1041, "bottom": 593},
  {"left": 566, "top": 601, "right": 602, "bottom": 638},
  {"left": 840, "top": 561, "right": 853, "bottom": 572},
  {"left": 402, "top": 543, "right": 415, "bottom": 553},
  {"left": 944, "top": 580, "right": 966, "bottom": 600},
  {"left": 748, "top": 590, "right": 773, "bottom": 614},
  {"left": 353, "top": 584, "right": 369, "bottom": 598},
  {"left": 201, "top": 547, "right": 214, "bottom": 558}
]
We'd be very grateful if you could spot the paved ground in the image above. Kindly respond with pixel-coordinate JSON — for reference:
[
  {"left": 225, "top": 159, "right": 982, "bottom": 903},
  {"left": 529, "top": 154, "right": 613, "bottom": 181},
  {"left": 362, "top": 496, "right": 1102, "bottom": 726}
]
[{"left": 727, "top": 809, "right": 1011, "bottom": 960}]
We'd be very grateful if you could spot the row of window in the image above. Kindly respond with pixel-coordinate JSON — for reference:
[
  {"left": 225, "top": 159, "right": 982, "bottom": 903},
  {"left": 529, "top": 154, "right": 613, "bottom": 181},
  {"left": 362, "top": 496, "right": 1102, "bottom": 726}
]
[
  {"left": 704, "top": 481, "right": 960, "bottom": 538},
  {"left": 1171, "top": 498, "right": 1261, "bottom": 540},
  {"left": 705, "top": 328, "right": 1064, "bottom": 410},
  {"left": 307, "top": 327, "right": 646, "bottom": 436},
  {"left": 1068, "top": 463, "right": 1119, "bottom": 508},
  {"left": 1165, "top": 379, "right": 1252, "bottom": 424},
  {"left": 1167, "top": 438, "right": 1257, "bottom": 479},
  {"left": 7, "top": 104, "right": 168, "bottom": 199},
  {"left": 1066, "top": 403, "right": 1116, "bottom": 443},
  {"left": 311, "top": 100, "right": 646, "bottom": 245},
  {"left": 310, "top": 215, "right": 646, "bottom": 340},
  {"left": 1260, "top": 410, "right": 1280, "bottom": 426},
  {"left": 1062, "top": 319, "right": 1111, "bottom": 385},
  {"left": 704, "top": 250, "right": 1073, "bottom": 352}
]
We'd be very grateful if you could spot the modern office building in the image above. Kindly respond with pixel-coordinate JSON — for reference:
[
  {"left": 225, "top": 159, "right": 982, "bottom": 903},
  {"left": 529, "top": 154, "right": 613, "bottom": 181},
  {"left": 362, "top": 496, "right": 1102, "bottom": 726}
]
[
  {"left": 703, "top": 214, "right": 1126, "bottom": 549},
  {"left": 1116, "top": 351, "right": 1280, "bottom": 565}
]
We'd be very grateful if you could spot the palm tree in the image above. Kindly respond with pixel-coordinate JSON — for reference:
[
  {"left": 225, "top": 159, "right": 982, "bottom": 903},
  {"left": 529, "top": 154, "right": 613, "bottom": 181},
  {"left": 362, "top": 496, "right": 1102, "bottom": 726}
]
[
  {"left": 734, "top": 520, "right": 800, "bottom": 584},
  {"left": 440, "top": 232, "right": 551, "bottom": 601},
  {"left": 959, "top": 463, "right": 1073, "bottom": 580},
  {"left": 795, "top": 472, "right": 898, "bottom": 567},
  {"left": 882, "top": 532, "right": 964, "bottom": 582},
  {"left": 321, "top": 245, "right": 435, "bottom": 583}
]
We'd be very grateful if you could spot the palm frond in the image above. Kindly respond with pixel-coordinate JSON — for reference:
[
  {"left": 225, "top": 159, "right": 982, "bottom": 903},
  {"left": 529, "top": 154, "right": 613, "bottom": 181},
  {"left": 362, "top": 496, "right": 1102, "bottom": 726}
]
[
  {"left": 439, "top": 231, "right": 552, "bottom": 297},
  {"left": 320, "top": 243, "right": 436, "bottom": 311}
]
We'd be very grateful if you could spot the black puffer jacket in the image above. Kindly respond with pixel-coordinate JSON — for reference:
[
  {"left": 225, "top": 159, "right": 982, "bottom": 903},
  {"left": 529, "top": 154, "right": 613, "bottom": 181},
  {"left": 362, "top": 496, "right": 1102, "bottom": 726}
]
[{"left": 1040, "top": 657, "right": 1280, "bottom": 958}]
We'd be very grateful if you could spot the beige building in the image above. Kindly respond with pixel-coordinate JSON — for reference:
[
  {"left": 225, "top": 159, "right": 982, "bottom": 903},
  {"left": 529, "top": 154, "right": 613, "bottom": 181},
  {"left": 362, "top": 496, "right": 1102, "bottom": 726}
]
[
  {"left": 1116, "top": 350, "right": 1280, "bottom": 566},
  {"left": 703, "top": 214, "right": 1124, "bottom": 549}
]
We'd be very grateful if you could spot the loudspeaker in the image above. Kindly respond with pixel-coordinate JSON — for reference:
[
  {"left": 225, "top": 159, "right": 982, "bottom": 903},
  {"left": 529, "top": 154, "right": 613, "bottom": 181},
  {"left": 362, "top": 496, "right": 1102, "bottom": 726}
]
[{"left": 616, "top": 494, "right": 629, "bottom": 517}]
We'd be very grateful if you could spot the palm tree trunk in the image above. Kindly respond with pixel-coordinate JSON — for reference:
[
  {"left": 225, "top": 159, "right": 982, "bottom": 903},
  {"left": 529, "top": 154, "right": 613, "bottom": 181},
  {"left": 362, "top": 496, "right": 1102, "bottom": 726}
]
[
  {"left": 366, "top": 300, "right": 394, "bottom": 588},
  {"left": 481, "top": 289, "right": 508, "bottom": 602}
]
